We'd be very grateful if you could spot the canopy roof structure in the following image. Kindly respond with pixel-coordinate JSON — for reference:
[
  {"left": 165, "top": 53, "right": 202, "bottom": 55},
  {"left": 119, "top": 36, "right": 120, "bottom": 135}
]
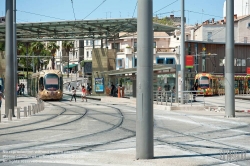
[{"left": 0, "top": 18, "right": 176, "bottom": 41}]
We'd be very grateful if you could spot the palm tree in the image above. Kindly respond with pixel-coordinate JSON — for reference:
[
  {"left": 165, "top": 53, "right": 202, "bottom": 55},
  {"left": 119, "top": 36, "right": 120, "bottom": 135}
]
[
  {"left": 62, "top": 41, "right": 74, "bottom": 78},
  {"left": 30, "top": 42, "right": 45, "bottom": 72},
  {"left": 47, "top": 42, "right": 59, "bottom": 70}
]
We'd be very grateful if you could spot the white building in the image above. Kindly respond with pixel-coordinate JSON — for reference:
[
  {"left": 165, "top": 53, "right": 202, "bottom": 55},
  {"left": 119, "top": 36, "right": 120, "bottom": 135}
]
[
  {"left": 192, "top": 15, "right": 250, "bottom": 43},
  {"left": 223, "top": 0, "right": 250, "bottom": 17}
]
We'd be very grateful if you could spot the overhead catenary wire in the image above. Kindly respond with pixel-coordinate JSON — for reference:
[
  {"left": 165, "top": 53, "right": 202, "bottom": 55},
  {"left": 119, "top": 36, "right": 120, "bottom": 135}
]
[
  {"left": 154, "top": 0, "right": 179, "bottom": 14},
  {"left": 132, "top": 1, "right": 138, "bottom": 18},
  {"left": 71, "top": 0, "right": 76, "bottom": 20},
  {"left": 16, "top": 10, "right": 66, "bottom": 21},
  {"left": 83, "top": 0, "right": 107, "bottom": 20}
]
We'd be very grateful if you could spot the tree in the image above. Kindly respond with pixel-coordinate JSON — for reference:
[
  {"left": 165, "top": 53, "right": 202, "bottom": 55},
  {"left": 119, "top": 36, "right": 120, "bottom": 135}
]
[
  {"left": 153, "top": 17, "right": 174, "bottom": 26},
  {"left": 30, "top": 42, "right": 45, "bottom": 72},
  {"left": 47, "top": 42, "right": 59, "bottom": 70},
  {"left": 0, "top": 42, "right": 5, "bottom": 51},
  {"left": 62, "top": 41, "right": 74, "bottom": 78}
]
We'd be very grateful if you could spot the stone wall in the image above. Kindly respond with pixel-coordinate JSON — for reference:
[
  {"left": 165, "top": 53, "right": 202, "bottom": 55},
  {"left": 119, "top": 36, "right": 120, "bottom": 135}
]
[{"left": 92, "top": 48, "right": 116, "bottom": 95}]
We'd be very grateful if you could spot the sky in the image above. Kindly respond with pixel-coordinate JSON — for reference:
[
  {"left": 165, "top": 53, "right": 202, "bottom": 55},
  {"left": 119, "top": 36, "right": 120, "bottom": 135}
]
[{"left": 0, "top": 0, "right": 225, "bottom": 25}]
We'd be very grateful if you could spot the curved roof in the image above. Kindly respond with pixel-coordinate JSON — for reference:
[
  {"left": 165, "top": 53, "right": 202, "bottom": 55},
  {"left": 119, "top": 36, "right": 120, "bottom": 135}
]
[{"left": 0, "top": 18, "right": 176, "bottom": 41}]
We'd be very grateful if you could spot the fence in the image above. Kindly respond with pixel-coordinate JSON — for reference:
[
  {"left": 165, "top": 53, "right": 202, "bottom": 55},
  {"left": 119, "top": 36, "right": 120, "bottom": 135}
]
[{"left": 153, "top": 90, "right": 205, "bottom": 106}]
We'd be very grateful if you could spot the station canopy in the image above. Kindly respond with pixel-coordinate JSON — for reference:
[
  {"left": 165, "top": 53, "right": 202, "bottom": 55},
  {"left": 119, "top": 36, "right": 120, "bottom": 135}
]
[{"left": 0, "top": 18, "right": 176, "bottom": 41}]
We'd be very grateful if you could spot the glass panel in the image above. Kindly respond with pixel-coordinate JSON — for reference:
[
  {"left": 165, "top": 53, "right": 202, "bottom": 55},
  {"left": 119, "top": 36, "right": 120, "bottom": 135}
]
[
  {"left": 234, "top": 80, "right": 238, "bottom": 88},
  {"left": 199, "top": 76, "right": 209, "bottom": 88},
  {"left": 157, "top": 59, "right": 164, "bottom": 64},
  {"left": 44, "top": 74, "right": 59, "bottom": 91}
]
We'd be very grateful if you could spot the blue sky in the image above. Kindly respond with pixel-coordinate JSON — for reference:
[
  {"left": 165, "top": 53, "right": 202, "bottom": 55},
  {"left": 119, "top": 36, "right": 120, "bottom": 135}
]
[{"left": 0, "top": 0, "right": 225, "bottom": 25}]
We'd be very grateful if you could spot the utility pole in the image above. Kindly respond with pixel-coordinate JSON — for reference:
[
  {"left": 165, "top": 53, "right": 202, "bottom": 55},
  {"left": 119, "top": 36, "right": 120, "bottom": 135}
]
[
  {"left": 225, "top": 0, "right": 235, "bottom": 117},
  {"left": 4, "top": 0, "right": 14, "bottom": 118},
  {"left": 13, "top": 0, "right": 17, "bottom": 109},
  {"left": 136, "top": 0, "right": 154, "bottom": 159},
  {"left": 180, "top": 0, "right": 185, "bottom": 104}
]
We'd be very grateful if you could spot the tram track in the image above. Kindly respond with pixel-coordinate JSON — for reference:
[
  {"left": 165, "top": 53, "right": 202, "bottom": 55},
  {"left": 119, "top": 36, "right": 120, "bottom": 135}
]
[
  {"left": 0, "top": 101, "right": 136, "bottom": 164},
  {"left": 1, "top": 100, "right": 249, "bottom": 164},
  {"left": 0, "top": 105, "right": 87, "bottom": 136}
]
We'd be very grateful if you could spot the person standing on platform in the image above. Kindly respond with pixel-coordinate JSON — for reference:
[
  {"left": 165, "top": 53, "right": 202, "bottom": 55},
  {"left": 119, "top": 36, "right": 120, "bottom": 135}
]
[
  {"left": 192, "top": 82, "right": 198, "bottom": 101},
  {"left": 0, "top": 85, "right": 5, "bottom": 111},
  {"left": 110, "top": 82, "right": 115, "bottom": 97}
]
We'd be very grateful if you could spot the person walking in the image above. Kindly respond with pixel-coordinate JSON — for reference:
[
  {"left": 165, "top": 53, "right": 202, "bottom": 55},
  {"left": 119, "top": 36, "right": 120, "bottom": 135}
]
[
  {"left": 70, "top": 87, "right": 76, "bottom": 102},
  {"left": 81, "top": 86, "right": 87, "bottom": 102},
  {"left": 0, "top": 86, "right": 5, "bottom": 111}
]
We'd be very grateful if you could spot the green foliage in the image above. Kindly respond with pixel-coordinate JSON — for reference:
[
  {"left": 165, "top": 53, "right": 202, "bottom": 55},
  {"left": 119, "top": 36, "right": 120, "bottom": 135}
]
[
  {"left": 153, "top": 17, "right": 174, "bottom": 26},
  {"left": 62, "top": 41, "right": 74, "bottom": 53},
  {"left": 47, "top": 42, "right": 59, "bottom": 55},
  {"left": 80, "top": 60, "right": 92, "bottom": 67},
  {"left": 0, "top": 42, "right": 4, "bottom": 51}
]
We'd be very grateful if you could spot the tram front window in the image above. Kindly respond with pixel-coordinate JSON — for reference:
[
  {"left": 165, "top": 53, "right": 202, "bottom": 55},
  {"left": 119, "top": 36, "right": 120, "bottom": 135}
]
[
  {"left": 199, "top": 76, "right": 209, "bottom": 89},
  {"left": 44, "top": 74, "right": 59, "bottom": 91}
]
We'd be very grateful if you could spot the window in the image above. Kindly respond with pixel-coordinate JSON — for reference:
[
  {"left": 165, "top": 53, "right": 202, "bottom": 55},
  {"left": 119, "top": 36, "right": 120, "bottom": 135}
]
[
  {"left": 86, "top": 40, "right": 89, "bottom": 46},
  {"left": 90, "top": 51, "right": 92, "bottom": 57},
  {"left": 236, "top": 59, "right": 242, "bottom": 66},
  {"left": 111, "top": 43, "right": 120, "bottom": 50},
  {"left": 87, "top": 51, "right": 89, "bottom": 58},
  {"left": 76, "top": 52, "right": 77, "bottom": 58},
  {"left": 207, "top": 32, "right": 212, "bottom": 41},
  {"left": 244, "top": 37, "right": 248, "bottom": 43},
  {"left": 166, "top": 58, "right": 175, "bottom": 64},
  {"left": 117, "top": 58, "right": 124, "bottom": 68},
  {"left": 156, "top": 58, "right": 165, "bottom": 64},
  {"left": 133, "top": 58, "right": 137, "bottom": 67},
  {"left": 242, "top": 59, "right": 246, "bottom": 66},
  {"left": 134, "top": 42, "right": 137, "bottom": 52},
  {"left": 153, "top": 42, "right": 156, "bottom": 48},
  {"left": 219, "top": 59, "right": 225, "bottom": 66}
]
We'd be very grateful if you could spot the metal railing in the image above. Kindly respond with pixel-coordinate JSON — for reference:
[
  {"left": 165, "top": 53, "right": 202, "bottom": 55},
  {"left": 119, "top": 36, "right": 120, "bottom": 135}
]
[
  {"left": 153, "top": 90, "right": 174, "bottom": 106},
  {"left": 177, "top": 91, "right": 205, "bottom": 106},
  {"left": 153, "top": 90, "right": 205, "bottom": 106}
]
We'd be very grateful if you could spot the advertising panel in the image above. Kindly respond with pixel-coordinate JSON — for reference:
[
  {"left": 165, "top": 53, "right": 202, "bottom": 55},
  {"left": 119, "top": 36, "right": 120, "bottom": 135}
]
[{"left": 95, "top": 78, "right": 104, "bottom": 92}]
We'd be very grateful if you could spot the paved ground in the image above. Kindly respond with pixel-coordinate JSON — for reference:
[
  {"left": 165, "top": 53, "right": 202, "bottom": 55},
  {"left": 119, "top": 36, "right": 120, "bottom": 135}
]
[
  {"left": 0, "top": 77, "right": 249, "bottom": 165},
  {"left": 0, "top": 92, "right": 249, "bottom": 166}
]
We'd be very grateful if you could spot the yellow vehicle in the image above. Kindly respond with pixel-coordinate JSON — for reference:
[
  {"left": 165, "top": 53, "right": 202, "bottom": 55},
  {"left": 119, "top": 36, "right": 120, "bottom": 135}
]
[
  {"left": 28, "top": 70, "right": 63, "bottom": 100},
  {"left": 195, "top": 73, "right": 249, "bottom": 96}
]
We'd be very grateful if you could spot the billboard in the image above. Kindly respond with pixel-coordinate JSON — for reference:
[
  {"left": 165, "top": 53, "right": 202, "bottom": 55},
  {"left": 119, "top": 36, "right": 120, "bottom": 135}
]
[
  {"left": 186, "top": 55, "right": 194, "bottom": 68},
  {"left": 95, "top": 78, "right": 104, "bottom": 92}
]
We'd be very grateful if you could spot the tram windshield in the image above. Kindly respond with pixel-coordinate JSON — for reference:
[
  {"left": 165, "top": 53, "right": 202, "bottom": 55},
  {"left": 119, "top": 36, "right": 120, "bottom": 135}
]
[
  {"left": 44, "top": 74, "right": 59, "bottom": 91},
  {"left": 199, "top": 76, "right": 209, "bottom": 88}
]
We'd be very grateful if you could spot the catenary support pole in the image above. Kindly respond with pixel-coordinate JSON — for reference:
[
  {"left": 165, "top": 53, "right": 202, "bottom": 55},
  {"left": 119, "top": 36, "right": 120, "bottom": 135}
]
[
  {"left": 180, "top": 0, "right": 185, "bottom": 104},
  {"left": 13, "top": 0, "right": 17, "bottom": 108},
  {"left": 136, "top": 0, "right": 154, "bottom": 159},
  {"left": 4, "top": 0, "right": 14, "bottom": 118},
  {"left": 225, "top": 0, "right": 235, "bottom": 117}
]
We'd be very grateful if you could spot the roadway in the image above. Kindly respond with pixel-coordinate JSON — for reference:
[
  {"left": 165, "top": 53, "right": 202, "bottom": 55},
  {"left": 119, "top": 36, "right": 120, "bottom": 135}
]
[{"left": 0, "top": 92, "right": 249, "bottom": 165}]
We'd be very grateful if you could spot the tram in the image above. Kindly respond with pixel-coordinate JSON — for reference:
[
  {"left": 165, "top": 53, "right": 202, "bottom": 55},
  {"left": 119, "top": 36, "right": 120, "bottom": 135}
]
[
  {"left": 194, "top": 73, "right": 250, "bottom": 96},
  {"left": 28, "top": 70, "right": 63, "bottom": 100}
]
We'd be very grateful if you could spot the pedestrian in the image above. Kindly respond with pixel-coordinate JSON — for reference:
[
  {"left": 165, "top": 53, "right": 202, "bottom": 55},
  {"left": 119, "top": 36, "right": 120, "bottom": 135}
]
[
  {"left": 76, "top": 81, "right": 80, "bottom": 90},
  {"left": 22, "top": 84, "right": 25, "bottom": 95},
  {"left": 110, "top": 82, "right": 115, "bottom": 97},
  {"left": 88, "top": 85, "right": 92, "bottom": 95},
  {"left": 71, "top": 86, "right": 76, "bottom": 102},
  {"left": 81, "top": 86, "right": 87, "bottom": 102},
  {"left": 0, "top": 86, "right": 5, "bottom": 111},
  {"left": 192, "top": 82, "right": 198, "bottom": 101},
  {"left": 68, "top": 83, "right": 71, "bottom": 92}
]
